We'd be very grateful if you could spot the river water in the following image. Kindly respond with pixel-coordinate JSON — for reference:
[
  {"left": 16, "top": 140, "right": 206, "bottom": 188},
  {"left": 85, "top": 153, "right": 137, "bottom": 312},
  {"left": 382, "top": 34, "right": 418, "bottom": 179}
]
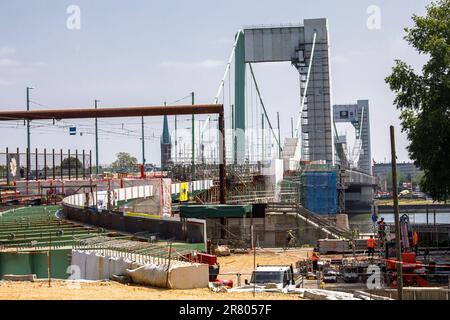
[{"left": 348, "top": 211, "right": 450, "bottom": 233}]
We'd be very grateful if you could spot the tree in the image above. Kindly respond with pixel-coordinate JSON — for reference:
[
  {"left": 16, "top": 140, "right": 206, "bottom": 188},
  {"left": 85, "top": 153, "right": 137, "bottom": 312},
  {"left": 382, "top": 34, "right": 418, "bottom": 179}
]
[
  {"left": 413, "top": 171, "right": 425, "bottom": 187},
  {"left": 385, "top": 0, "right": 450, "bottom": 202},
  {"left": 386, "top": 171, "right": 406, "bottom": 190},
  {"left": 0, "top": 165, "right": 6, "bottom": 179},
  {"left": 60, "top": 156, "right": 83, "bottom": 170},
  {"left": 111, "top": 152, "right": 138, "bottom": 171}
]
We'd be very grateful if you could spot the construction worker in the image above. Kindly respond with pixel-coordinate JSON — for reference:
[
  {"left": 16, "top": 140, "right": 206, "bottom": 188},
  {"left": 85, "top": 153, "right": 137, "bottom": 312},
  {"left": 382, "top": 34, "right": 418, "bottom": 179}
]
[
  {"left": 367, "top": 235, "right": 376, "bottom": 258},
  {"left": 377, "top": 217, "right": 386, "bottom": 243},
  {"left": 413, "top": 230, "right": 419, "bottom": 255},
  {"left": 285, "top": 230, "right": 295, "bottom": 249},
  {"left": 371, "top": 211, "right": 378, "bottom": 232},
  {"left": 311, "top": 250, "right": 319, "bottom": 272}
]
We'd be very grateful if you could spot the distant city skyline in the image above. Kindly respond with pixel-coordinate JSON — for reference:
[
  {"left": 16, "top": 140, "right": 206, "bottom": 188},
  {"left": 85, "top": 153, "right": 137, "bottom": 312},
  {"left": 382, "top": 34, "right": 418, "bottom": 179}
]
[{"left": 0, "top": 0, "right": 431, "bottom": 165}]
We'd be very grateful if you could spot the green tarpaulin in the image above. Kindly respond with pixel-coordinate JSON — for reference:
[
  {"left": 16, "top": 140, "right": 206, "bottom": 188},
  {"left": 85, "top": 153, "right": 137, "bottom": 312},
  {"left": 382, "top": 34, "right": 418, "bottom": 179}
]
[{"left": 179, "top": 205, "right": 252, "bottom": 219}]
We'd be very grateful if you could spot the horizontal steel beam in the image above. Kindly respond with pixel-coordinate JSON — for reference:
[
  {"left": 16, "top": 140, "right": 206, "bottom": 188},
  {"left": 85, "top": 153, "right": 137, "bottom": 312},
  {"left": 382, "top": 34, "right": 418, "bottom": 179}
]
[{"left": 0, "top": 104, "right": 223, "bottom": 120}]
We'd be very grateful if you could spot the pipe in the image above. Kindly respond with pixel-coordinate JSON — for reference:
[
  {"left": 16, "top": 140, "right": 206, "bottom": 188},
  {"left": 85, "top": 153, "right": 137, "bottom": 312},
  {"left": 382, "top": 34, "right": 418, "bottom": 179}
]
[{"left": 0, "top": 104, "right": 224, "bottom": 121}]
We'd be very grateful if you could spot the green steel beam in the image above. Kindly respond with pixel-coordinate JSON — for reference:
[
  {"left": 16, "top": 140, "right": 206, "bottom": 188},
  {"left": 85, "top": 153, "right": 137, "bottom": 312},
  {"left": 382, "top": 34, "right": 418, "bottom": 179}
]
[{"left": 234, "top": 31, "right": 245, "bottom": 163}]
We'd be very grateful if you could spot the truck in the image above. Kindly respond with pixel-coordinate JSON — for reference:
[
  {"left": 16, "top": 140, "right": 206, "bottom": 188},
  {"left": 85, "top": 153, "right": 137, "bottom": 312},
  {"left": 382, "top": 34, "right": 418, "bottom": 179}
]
[
  {"left": 322, "top": 268, "right": 339, "bottom": 283},
  {"left": 244, "top": 265, "right": 297, "bottom": 290}
]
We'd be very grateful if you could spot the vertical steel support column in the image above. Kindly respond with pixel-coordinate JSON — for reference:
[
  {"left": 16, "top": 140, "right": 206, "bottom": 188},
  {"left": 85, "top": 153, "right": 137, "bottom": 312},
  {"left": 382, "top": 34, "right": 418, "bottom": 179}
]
[
  {"left": 234, "top": 31, "right": 245, "bottom": 164},
  {"left": 174, "top": 114, "right": 178, "bottom": 163},
  {"left": 89, "top": 150, "right": 92, "bottom": 176},
  {"left": 390, "top": 126, "right": 403, "bottom": 300},
  {"left": 60, "top": 149, "right": 63, "bottom": 180},
  {"left": 26, "top": 148, "right": 29, "bottom": 181},
  {"left": 219, "top": 112, "right": 226, "bottom": 204},
  {"left": 52, "top": 149, "right": 55, "bottom": 180},
  {"left": 75, "top": 149, "right": 79, "bottom": 180},
  {"left": 44, "top": 148, "right": 47, "bottom": 180},
  {"left": 35, "top": 148, "right": 38, "bottom": 181},
  {"left": 26, "top": 87, "right": 31, "bottom": 181},
  {"left": 94, "top": 100, "right": 99, "bottom": 174},
  {"left": 16, "top": 147, "right": 19, "bottom": 176},
  {"left": 141, "top": 116, "right": 145, "bottom": 165},
  {"left": 68, "top": 149, "right": 71, "bottom": 180},
  {"left": 82, "top": 150, "right": 86, "bottom": 179},
  {"left": 5, "top": 147, "right": 9, "bottom": 185},
  {"left": 219, "top": 111, "right": 227, "bottom": 239}
]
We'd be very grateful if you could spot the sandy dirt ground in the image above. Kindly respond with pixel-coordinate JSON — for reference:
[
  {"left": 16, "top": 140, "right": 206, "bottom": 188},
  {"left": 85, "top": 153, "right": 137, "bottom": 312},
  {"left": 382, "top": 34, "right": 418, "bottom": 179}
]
[
  {"left": 0, "top": 281, "right": 301, "bottom": 300},
  {"left": 217, "top": 248, "right": 310, "bottom": 285},
  {"left": 0, "top": 248, "right": 310, "bottom": 300}
]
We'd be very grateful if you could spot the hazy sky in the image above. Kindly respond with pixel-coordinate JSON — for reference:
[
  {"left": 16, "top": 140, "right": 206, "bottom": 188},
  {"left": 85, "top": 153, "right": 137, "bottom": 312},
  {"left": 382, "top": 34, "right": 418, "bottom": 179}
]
[{"left": 0, "top": 0, "right": 431, "bottom": 166}]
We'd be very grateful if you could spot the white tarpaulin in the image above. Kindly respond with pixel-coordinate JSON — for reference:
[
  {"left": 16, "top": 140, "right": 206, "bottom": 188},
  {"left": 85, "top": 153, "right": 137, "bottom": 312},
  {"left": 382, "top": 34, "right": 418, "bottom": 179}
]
[
  {"left": 84, "top": 251, "right": 102, "bottom": 280},
  {"left": 126, "top": 262, "right": 209, "bottom": 289},
  {"left": 108, "top": 256, "right": 133, "bottom": 277},
  {"left": 70, "top": 250, "right": 136, "bottom": 280},
  {"left": 70, "top": 250, "right": 206, "bottom": 288},
  {"left": 71, "top": 250, "right": 87, "bottom": 279}
]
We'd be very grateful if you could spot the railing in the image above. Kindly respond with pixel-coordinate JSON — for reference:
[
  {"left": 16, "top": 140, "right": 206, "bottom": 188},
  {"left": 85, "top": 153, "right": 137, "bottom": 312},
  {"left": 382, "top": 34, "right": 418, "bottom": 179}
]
[{"left": 266, "top": 202, "right": 351, "bottom": 240}]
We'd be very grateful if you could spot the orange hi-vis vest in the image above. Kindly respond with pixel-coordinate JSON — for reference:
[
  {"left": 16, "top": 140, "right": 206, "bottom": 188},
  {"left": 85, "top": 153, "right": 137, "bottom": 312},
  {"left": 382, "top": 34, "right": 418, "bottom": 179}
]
[
  {"left": 413, "top": 231, "right": 419, "bottom": 246},
  {"left": 367, "top": 238, "right": 376, "bottom": 248}
]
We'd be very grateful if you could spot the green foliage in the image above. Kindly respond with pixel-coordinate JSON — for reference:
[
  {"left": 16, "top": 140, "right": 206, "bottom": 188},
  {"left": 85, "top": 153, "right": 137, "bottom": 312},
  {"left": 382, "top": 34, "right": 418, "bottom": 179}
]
[
  {"left": 385, "top": 0, "right": 450, "bottom": 201},
  {"left": 412, "top": 171, "right": 425, "bottom": 186},
  {"left": 60, "top": 156, "right": 82, "bottom": 170},
  {"left": 386, "top": 170, "right": 406, "bottom": 189},
  {"left": 111, "top": 152, "right": 138, "bottom": 171}
]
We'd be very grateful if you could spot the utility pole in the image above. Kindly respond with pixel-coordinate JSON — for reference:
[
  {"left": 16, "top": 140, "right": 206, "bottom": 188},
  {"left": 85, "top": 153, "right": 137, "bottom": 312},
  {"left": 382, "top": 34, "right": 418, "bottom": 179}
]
[
  {"left": 390, "top": 125, "right": 403, "bottom": 300},
  {"left": 94, "top": 100, "right": 99, "bottom": 174},
  {"left": 141, "top": 116, "right": 145, "bottom": 165},
  {"left": 191, "top": 92, "right": 195, "bottom": 179},
  {"left": 26, "top": 87, "right": 33, "bottom": 180},
  {"left": 277, "top": 112, "right": 281, "bottom": 159}
]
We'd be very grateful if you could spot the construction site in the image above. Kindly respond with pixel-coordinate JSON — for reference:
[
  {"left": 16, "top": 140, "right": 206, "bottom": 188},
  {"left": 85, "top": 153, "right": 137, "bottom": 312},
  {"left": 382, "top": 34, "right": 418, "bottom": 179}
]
[{"left": 1, "top": 5, "right": 450, "bottom": 302}]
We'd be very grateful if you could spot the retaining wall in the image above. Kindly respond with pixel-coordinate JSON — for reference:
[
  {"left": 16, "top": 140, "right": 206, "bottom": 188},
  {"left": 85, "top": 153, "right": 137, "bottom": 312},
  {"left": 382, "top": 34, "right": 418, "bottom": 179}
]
[
  {"left": 0, "top": 249, "right": 71, "bottom": 279},
  {"left": 63, "top": 205, "right": 204, "bottom": 243}
]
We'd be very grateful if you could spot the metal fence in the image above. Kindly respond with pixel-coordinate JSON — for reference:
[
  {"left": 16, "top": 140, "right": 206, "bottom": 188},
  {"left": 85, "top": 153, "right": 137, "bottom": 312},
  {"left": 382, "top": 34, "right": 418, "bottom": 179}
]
[{"left": 0, "top": 148, "right": 92, "bottom": 183}]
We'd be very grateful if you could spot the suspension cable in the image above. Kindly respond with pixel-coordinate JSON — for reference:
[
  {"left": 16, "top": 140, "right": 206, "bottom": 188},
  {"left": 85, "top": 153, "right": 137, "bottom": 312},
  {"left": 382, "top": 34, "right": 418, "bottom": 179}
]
[{"left": 248, "top": 63, "right": 281, "bottom": 152}]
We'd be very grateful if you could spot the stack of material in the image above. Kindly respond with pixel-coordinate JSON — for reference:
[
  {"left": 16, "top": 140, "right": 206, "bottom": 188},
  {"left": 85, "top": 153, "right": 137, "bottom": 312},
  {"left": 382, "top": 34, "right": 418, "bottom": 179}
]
[
  {"left": 70, "top": 249, "right": 209, "bottom": 289},
  {"left": 126, "top": 262, "right": 209, "bottom": 289},
  {"left": 298, "top": 289, "right": 360, "bottom": 300},
  {"left": 71, "top": 250, "right": 140, "bottom": 281},
  {"left": 318, "top": 239, "right": 349, "bottom": 253},
  {"left": 214, "top": 245, "right": 231, "bottom": 256}
]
